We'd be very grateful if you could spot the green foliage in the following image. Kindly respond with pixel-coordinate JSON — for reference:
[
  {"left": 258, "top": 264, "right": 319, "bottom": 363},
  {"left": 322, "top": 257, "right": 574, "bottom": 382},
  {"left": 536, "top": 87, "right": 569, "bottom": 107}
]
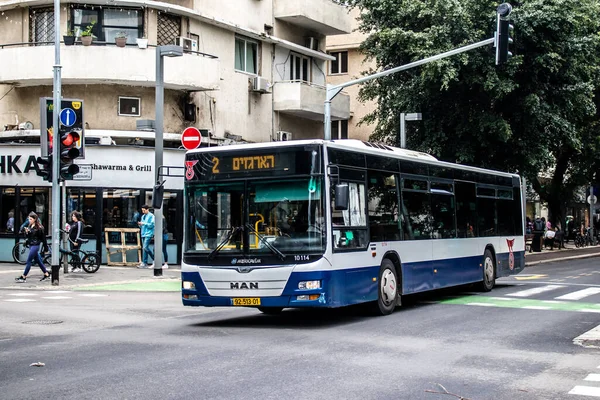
[
  {"left": 349, "top": 0, "right": 600, "bottom": 222},
  {"left": 81, "top": 21, "right": 96, "bottom": 37}
]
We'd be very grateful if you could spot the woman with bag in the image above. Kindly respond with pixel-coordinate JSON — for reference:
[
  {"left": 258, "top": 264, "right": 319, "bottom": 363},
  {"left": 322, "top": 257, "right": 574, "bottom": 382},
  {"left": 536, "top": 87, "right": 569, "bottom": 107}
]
[
  {"left": 15, "top": 212, "right": 49, "bottom": 283},
  {"left": 69, "top": 211, "right": 85, "bottom": 272}
]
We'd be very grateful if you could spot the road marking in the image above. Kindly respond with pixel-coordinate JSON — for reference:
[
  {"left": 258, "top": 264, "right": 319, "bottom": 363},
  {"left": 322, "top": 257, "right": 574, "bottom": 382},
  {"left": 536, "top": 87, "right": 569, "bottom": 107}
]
[
  {"left": 6, "top": 293, "right": 37, "bottom": 296},
  {"left": 440, "top": 295, "right": 600, "bottom": 313},
  {"left": 466, "top": 303, "right": 494, "bottom": 307},
  {"left": 584, "top": 374, "right": 600, "bottom": 382},
  {"left": 41, "top": 296, "right": 72, "bottom": 300},
  {"left": 78, "top": 294, "right": 108, "bottom": 297},
  {"left": 4, "top": 299, "right": 36, "bottom": 302},
  {"left": 581, "top": 309, "right": 600, "bottom": 314},
  {"left": 556, "top": 288, "right": 600, "bottom": 301},
  {"left": 514, "top": 274, "right": 548, "bottom": 280},
  {"left": 569, "top": 386, "right": 600, "bottom": 397},
  {"left": 47, "top": 291, "right": 71, "bottom": 294},
  {"left": 522, "top": 306, "right": 551, "bottom": 310},
  {"left": 574, "top": 324, "right": 600, "bottom": 348},
  {"left": 507, "top": 285, "right": 565, "bottom": 297}
]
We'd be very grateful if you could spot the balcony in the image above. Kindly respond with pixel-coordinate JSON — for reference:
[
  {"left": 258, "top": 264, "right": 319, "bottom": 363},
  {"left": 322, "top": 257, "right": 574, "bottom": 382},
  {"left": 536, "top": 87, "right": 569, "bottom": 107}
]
[
  {"left": 273, "top": 81, "right": 350, "bottom": 121},
  {"left": 274, "top": 0, "right": 352, "bottom": 35},
  {"left": 0, "top": 44, "right": 220, "bottom": 91}
]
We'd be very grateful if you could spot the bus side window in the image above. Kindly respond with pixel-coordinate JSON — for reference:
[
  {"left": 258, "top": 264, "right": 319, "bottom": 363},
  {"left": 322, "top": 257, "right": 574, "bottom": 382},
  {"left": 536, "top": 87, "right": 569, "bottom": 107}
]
[
  {"left": 367, "top": 172, "right": 400, "bottom": 242},
  {"left": 455, "top": 181, "right": 477, "bottom": 238},
  {"left": 331, "top": 181, "right": 368, "bottom": 250}
]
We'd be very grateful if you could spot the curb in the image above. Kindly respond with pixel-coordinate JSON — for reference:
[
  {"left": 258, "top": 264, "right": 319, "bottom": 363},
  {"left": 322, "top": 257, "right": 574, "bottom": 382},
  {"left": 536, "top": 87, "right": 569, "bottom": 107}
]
[{"left": 525, "top": 252, "right": 600, "bottom": 267}]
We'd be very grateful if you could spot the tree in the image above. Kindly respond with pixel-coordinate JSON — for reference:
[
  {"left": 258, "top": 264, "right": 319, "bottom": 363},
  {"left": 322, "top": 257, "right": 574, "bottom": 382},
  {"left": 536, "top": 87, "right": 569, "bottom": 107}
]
[{"left": 349, "top": 0, "right": 600, "bottom": 226}]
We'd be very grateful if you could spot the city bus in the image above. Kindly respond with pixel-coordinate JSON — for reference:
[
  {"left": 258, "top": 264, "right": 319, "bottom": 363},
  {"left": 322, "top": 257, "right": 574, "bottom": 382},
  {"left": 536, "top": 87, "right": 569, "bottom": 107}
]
[{"left": 181, "top": 139, "right": 525, "bottom": 315}]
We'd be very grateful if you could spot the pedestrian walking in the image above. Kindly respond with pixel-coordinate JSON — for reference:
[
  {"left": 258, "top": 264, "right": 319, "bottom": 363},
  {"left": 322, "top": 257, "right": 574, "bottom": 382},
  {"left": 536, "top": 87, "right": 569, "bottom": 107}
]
[
  {"left": 15, "top": 212, "right": 49, "bottom": 283},
  {"left": 137, "top": 205, "right": 155, "bottom": 268},
  {"left": 162, "top": 214, "right": 169, "bottom": 269},
  {"left": 69, "top": 211, "right": 85, "bottom": 272}
]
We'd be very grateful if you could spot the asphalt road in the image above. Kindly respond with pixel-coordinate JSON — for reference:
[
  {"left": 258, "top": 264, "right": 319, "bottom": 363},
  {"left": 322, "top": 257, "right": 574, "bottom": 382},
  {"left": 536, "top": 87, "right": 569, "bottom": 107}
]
[{"left": 1, "top": 258, "right": 600, "bottom": 400}]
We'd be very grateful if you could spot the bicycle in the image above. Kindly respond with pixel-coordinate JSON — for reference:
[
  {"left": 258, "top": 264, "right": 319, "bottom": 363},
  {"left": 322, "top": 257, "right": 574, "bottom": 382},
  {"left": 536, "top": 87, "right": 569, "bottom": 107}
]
[
  {"left": 12, "top": 236, "right": 30, "bottom": 265},
  {"left": 43, "top": 230, "right": 100, "bottom": 273}
]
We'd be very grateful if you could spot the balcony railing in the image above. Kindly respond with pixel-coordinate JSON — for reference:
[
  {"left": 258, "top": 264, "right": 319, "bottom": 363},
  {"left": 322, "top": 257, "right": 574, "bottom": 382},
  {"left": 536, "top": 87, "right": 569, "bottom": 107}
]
[
  {"left": 273, "top": 80, "right": 350, "bottom": 121},
  {"left": 0, "top": 41, "right": 220, "bottom": 91}
]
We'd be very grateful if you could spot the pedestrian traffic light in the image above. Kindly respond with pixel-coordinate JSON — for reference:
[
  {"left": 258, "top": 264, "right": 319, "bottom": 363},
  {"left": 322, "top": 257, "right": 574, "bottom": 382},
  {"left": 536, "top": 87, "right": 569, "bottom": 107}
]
[
  {"left": 59, "top": 130, "right": 80, "bottom": 180},
  {"left": 36, "top": 155, "right": 53, "bottom": 182},
  {"left": 495, "top": 3, "right": 514, "bottom": 65}
]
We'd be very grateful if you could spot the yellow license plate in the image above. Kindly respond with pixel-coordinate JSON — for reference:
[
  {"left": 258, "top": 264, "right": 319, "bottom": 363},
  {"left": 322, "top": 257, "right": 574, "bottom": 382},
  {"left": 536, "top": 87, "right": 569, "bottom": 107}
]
[{"left": 232, "top": 298, "right": 261, "bottom": 306}]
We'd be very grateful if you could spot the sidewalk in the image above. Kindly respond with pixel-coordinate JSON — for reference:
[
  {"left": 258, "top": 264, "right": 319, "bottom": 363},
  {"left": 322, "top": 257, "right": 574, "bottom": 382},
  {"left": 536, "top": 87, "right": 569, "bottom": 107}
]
[
  {"left": 525, "top": 241, "right": 600, "bottom": 266},
  {"left": 0, "top": 262, "right": 181, "bottom": 291}
]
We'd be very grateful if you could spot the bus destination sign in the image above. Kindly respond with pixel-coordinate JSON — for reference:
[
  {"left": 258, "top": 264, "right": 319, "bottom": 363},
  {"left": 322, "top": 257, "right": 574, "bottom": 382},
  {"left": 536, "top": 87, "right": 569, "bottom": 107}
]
[
  {"left": 194, "top": 152, "right": 296, "bottom": 179},
  {"left": 212, "top": 154, "right": 276, "bottom": 174}
]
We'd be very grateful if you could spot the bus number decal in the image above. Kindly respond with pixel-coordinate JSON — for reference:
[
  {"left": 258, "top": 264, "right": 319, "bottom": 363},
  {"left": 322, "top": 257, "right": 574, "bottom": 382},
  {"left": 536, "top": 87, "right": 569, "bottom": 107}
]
[
  {"left": 212, "top": 157, "right": 220, "bottom": 174},
  {"left": 294, "top": 255, "right": 310, "bottom": 261}
]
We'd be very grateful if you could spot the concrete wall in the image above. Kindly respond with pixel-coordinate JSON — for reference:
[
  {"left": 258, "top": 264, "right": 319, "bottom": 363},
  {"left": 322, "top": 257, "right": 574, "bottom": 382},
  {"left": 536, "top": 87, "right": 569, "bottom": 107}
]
[
  {"left": 277, "top": 112, "right": 323, "bottom": 140},
  {"left": 1, "top": 85, "right": 191, "bottom": 133},
  {"left": 193, "top": 0, "right": 272, "bottom": 33}
]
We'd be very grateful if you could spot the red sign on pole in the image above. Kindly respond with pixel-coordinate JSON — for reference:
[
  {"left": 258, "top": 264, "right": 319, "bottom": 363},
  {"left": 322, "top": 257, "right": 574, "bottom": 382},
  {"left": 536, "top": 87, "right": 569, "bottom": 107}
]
[{"left": 181, "top": 127, "right": 202, "bottom": 150}]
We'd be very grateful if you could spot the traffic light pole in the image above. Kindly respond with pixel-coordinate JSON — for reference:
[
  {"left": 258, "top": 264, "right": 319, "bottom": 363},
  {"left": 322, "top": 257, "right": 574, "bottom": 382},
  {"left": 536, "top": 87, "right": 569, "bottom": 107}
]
[
  {"left": 50, "top": 0, "right": 61, "bottom": 285},
  {"left": 153, "top": 47, "right": 164, "bottom": 277}
]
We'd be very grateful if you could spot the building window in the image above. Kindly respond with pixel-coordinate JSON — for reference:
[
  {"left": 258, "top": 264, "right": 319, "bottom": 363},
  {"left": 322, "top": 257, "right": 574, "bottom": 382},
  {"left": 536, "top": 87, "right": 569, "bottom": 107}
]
[
  {"left": 289, "top": 53, "right": 311, "bottom": 82},
  {"left": 157, "top": 13, "right": 181, "bottom": 46},
  {"left": 118, "top": 97, "right": 141, "bottom": 117},
  {"left": 331, "top": 120, "right": 348, "bottom": 139},
  {"left": 72, "top": 7, "right": 143, "bottom": 43},
  {"left": 29, "top": 7, "right": 54, "bottom": 46},
  {"left": 235, "top": 36, "right": 258, "bottom": 74},
  {"left": 329, "top": 51, "right": 348, "bottom": 74}
]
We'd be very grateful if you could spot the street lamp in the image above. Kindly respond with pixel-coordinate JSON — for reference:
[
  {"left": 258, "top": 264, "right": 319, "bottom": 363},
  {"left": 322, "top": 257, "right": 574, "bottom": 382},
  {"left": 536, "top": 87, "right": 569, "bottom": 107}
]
[
  {"left": 153, "top": 45, "right": 183, "bottom": 277},
  {"left": 399, "top": 113, "right": 422, "bottom": 149}
]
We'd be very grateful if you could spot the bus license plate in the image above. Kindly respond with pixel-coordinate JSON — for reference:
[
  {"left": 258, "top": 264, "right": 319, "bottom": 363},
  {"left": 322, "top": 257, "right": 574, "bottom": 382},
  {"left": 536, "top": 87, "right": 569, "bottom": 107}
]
[{"left": 232, "top": 298, "right": 261, "bottom": 306}]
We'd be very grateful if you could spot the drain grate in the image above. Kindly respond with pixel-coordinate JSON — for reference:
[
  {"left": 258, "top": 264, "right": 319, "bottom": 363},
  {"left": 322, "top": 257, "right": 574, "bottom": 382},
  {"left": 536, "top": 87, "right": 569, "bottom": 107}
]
[{"left": 23, "top": 320, "right": 64, "bottom": 325}]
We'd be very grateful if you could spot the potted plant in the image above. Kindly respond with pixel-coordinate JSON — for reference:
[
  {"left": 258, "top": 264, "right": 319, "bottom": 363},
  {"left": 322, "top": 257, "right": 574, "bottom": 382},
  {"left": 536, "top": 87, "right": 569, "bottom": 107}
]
[
  {"left": 80, "top": 21, "right": 95, "bottom": 46},
  {"left": 136, "top": 37, "right": 148, "bottom": 49},
  {"left": 63, "top": 30, "right": 75, "bottom": 46},
  {"left": 115, "top": 31, "right": 127, "bottom": 48}
]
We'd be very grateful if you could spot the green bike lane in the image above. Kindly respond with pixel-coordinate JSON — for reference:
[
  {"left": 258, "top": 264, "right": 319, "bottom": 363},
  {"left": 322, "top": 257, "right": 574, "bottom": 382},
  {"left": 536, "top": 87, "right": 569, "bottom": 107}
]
[{"left": 438, "top": 295, "right": 600, "bottom": 313}]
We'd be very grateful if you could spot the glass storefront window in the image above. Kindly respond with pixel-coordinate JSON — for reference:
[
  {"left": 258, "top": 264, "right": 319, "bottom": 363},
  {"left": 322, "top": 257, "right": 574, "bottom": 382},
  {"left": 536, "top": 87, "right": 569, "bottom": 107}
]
[
  {"left": 103, "top": 189, "right": 141, "bottom": 244},
  {"left": 1, "top": 188, "right": 17, "bottom": 233},
  {"left": 68, "top": 189, "right": 97, "bottom": 234},
  {"left": 144, "top": 191, "right": 179, "bottom": 240},
  {"left": 18, "top": 188, "right": 50, "bottom": 231}
]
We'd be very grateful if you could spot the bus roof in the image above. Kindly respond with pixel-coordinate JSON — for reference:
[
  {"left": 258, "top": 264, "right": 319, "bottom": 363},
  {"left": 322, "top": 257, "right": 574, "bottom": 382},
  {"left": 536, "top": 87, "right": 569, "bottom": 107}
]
[{"left": 187, "top": 139, "right": 519, "bottom": 179}]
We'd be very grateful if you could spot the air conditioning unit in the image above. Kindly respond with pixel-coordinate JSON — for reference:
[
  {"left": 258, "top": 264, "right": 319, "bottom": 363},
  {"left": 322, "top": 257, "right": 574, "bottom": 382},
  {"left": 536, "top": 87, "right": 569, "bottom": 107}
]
[
  {"left": 305, "top": 37, "right": 319, "bottom": 50},
  {"left": 274, "top": 131, "right": 292, "bottom": 141},
  {"left": 251, "top": 76, "right": 271, "bottom": 93},
  {"left": 174, "top": 36, "right": 198, "bottom": 53}
]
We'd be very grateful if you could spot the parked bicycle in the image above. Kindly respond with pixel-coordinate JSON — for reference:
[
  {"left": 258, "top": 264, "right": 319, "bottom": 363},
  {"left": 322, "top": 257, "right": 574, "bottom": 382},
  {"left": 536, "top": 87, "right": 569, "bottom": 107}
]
[{"left": 43, "top": 229, "right": 100, "bottom": 273}]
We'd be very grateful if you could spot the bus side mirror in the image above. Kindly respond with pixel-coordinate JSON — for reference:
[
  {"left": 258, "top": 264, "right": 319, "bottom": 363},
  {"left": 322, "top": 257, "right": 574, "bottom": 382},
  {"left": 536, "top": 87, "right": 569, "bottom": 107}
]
[{"left": 334, "top": 183, "right": 349, "bottom": 211}]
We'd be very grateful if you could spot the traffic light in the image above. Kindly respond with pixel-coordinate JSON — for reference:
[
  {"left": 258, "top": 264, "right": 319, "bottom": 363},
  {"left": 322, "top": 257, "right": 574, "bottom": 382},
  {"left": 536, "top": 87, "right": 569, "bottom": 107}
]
[
  {"left": 59, "top": 130, "right": 80, "bottom": 180},
  {"left": 495, "top": 3, "right": 514, "bottom": 65},
  {"left": 36, "top": 155, "right": 53, "bottom": 182}
]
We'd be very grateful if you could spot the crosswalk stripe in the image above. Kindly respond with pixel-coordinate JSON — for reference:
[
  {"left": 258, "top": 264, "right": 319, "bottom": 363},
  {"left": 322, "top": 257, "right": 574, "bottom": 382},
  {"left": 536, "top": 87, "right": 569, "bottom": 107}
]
[
  {"left": 581, "top": 309, "right": 600, "bottom": 314},
  {"left": 556, "top": 288, "right": 600, "bottom": 301},
  {"left": 507, "top": 285, "right": 565, "bottom": 298},
  {"left": 41, "top": 296, "right": 72, "bottom": 300},
  {"left": 466, "top": 303, "right": 494, "bottom": 307},
  {"left": 78, "top": 294, "right": 108, "bottom": 297},
  {"left": 4, "top": 299, "right": 36, "bottom": 302},
  {"left": 7, "top": 293, "right": 37, "bottom": 296},
  {"left": 569, "top": 386, "right": 600, "bottom": 397},
  {"left": 522, "top": 306, "right": 551, "bottom": 310},
  {"left": 584, "top": 374, "right": 600, "bottom": 382}
]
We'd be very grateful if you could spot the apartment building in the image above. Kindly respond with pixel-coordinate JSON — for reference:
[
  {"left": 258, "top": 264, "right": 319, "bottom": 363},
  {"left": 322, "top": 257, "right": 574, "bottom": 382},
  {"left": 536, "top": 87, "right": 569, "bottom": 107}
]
[
  {"left": 327, "top": 7, "right": 375, "bottom": 141},
  {"left": 0, "top": 0, "right": 352, "bottom": 262}
]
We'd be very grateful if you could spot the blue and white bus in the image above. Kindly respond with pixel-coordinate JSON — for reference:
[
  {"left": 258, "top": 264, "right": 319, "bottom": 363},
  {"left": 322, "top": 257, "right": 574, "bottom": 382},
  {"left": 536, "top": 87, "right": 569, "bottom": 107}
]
[{"left": 181, "top": 140, "right": 525, "bottom": 315}]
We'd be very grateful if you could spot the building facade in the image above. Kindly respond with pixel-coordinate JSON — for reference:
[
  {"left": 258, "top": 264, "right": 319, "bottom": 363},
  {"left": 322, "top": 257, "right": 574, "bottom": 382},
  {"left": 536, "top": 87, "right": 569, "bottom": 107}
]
[{"left": 0, "top": 0, "right": 352, "bottom": 262}]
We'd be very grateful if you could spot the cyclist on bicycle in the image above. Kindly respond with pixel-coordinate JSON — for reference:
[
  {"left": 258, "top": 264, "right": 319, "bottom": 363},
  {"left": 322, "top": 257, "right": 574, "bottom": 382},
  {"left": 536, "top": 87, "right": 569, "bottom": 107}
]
[{"left": 69, "top": 211, "right": 85, "bottom": 272}]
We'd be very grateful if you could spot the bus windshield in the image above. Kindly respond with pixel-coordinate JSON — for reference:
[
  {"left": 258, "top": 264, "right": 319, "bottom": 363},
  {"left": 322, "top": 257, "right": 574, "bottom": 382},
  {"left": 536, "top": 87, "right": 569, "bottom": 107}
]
[{"left": 185, "top": 177, "right": 325, "bottom": 256}]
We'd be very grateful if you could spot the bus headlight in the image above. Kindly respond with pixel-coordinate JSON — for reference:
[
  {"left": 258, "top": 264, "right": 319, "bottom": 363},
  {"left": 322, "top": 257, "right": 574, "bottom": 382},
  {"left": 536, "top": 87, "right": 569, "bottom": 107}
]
[
  {"left": 183, "top": 281, "right": 196, "bottom": 290},
  {"left": 298, "top": 280, "right": 321, "bottom": 290}
]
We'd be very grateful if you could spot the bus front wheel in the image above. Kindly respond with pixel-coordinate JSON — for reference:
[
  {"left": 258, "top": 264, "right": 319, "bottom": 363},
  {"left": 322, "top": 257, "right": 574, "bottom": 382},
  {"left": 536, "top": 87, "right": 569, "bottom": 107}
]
[
  {"left": 373, "top": 259, "right": 398, "bottom": 316},
  {"left": 479, "top": 249, "right": 496, "bottom": 292}
]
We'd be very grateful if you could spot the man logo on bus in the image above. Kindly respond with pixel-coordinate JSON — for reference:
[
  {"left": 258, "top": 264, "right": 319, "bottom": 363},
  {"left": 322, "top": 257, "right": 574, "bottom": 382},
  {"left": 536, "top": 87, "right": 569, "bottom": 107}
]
[
  {"left": 507, "top": 238, "right": 515, "bottom": 270},
  {"left": 185, "top": 160, "right": 198, "bottom": 180}
]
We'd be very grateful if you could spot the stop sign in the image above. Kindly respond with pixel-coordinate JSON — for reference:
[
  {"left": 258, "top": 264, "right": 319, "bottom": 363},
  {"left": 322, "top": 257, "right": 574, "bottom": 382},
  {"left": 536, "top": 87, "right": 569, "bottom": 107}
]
[{"left": 181, "top": 127, "right": 202, "bottom": 150}]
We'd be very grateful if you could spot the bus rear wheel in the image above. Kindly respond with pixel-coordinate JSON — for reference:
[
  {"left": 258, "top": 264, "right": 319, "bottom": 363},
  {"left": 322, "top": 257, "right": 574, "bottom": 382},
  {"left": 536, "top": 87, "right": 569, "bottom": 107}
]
[
  {"left": 258, "top": 307, "right": 283, "bottom": 315},
  {"left": 373, "top": 259, "right": 398, "bottom": 316},
  {"left": 479, "top": 249, "right": 496, "bottom": 292}
]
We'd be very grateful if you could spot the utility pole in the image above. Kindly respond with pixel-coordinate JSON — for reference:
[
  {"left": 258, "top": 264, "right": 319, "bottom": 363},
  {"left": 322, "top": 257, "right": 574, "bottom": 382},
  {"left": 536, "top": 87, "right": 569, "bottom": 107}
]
[{"left": 50, "top": 0, "right": 61, "bottom": 285}]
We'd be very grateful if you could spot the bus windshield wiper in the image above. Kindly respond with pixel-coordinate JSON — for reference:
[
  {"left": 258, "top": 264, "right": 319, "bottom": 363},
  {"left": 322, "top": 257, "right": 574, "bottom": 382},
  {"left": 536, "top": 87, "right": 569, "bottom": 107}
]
[
  {"left": 208, "top": 226, "right": 242, "bottom": 261},
  {"left": 245, "top": 224, "right": 286, "bottom": 261}
]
